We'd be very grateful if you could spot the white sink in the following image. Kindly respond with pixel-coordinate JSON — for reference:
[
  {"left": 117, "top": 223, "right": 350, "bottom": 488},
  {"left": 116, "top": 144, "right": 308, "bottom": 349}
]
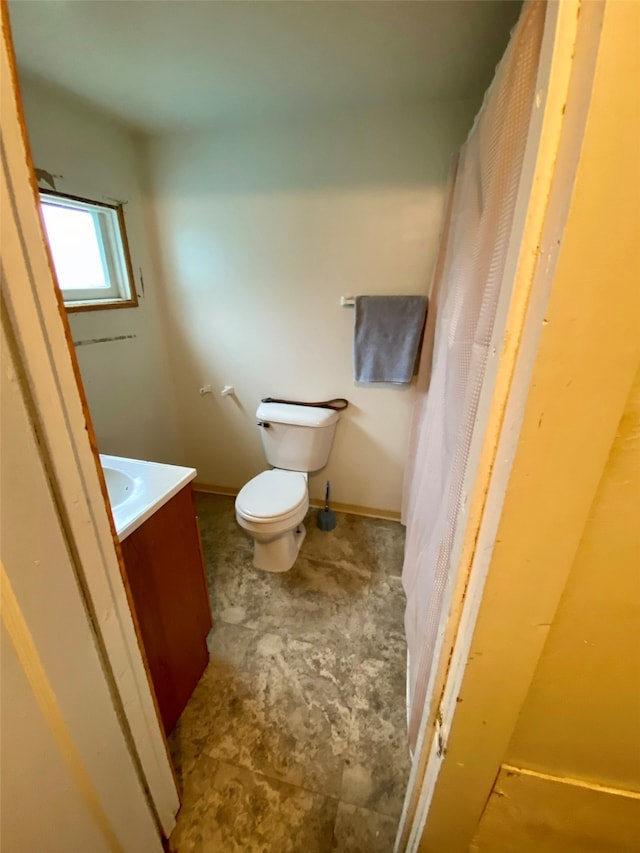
[
  {"left": 103, "top": 466, "right": 136, "bottom": 509},
  {"left": 100, "top": 454, "right": 197, "bottom": 541}
]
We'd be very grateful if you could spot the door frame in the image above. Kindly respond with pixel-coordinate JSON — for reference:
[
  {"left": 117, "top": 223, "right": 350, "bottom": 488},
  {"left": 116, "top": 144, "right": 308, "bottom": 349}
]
[
  {"left": 396, "top": 0, "right": 589, "bottom": 848},
  {"left": 414, "top": 0, "right": 639, "bottom": 841},
  {"left": 1, "top": 4, "right": 179, "bottom": 836}
]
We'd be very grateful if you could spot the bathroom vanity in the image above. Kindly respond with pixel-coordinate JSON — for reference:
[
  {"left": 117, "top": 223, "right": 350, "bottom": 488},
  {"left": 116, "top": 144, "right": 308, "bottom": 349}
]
[{"left": 101, "top": 455, "right": 212, "bottom": 735}]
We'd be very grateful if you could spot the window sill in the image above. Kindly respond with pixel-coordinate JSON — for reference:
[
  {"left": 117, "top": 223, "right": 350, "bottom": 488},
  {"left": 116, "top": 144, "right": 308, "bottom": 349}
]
[{"left": 65, "top": 297, "right": 139, "bottom": 313}]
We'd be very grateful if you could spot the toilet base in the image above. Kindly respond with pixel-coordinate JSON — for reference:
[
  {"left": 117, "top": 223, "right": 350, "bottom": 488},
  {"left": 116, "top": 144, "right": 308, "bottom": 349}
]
[{"left": 253, "top": 523, "right": 306, "bottom": 573}]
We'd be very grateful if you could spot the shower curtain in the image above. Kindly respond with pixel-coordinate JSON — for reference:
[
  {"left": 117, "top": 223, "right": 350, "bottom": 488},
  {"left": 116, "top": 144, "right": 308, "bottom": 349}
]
[{"left": 401, "top": 0, "right": 546, "bottom": 749}]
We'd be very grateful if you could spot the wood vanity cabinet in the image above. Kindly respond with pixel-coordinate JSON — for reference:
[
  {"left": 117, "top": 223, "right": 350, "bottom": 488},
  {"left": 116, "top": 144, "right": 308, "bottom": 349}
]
[{"left": 120, "top": 484, "right": 212, "bottom": 735}]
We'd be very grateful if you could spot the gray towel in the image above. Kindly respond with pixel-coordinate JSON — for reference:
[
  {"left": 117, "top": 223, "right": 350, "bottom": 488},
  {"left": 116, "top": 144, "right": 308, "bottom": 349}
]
[{"left": 354, "top": 295, "right": 428, "bottom": 384}]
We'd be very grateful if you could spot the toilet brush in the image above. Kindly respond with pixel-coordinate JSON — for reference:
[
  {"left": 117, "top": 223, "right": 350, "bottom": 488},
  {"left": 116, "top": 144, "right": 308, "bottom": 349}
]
[{"left": 316, "top": 480, "right": 336, "bottom": 531}]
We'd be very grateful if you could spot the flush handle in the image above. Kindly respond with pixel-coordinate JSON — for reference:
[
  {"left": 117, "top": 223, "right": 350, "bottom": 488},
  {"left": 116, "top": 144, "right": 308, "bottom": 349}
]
[{"left": 257, "top": 421, "right": 271, "bottom": 428}]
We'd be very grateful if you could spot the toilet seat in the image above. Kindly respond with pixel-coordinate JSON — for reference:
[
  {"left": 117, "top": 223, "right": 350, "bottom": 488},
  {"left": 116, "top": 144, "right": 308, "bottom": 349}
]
[{"left": 236, "top": 469, "right": 308, "bottom": 523}]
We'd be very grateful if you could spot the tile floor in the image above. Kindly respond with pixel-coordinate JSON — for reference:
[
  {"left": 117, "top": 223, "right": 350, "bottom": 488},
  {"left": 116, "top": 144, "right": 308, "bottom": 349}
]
[{"left": 169, "top": 494, "right": 411, "bottom": 852}]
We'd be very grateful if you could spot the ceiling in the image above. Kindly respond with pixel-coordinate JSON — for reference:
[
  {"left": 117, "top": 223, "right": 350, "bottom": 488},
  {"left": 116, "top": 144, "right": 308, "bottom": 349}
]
[{"left": 8, "top": 0, "right": 521, "bottom": 133}]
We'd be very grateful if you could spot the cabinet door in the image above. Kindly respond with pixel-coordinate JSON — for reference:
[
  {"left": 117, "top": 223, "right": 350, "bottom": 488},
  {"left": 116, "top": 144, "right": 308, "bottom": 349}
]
[{"left": 121, "top": 485, "right": 212, "bottom": 734}]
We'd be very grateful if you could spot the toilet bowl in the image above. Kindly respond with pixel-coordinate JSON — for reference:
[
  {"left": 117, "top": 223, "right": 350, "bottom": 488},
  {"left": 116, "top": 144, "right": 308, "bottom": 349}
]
[
  {"left": 235, "top": 401, "right": 340, "bottom": 573},
  {"left": 235, "top": 469, "right": 309, "bottom": 572}
]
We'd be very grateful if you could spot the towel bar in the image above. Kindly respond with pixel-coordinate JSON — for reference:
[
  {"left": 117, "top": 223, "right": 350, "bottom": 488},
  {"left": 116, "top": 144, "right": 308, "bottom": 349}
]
[{"left": 340, "top": 296, "right": 355, "bottom": 307}]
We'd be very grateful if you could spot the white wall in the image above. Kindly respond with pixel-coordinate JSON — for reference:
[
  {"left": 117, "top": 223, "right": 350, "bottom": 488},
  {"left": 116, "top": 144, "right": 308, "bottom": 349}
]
[
  {"left": 1, "top": 624, "right": 110, "bottom": 853},
  {"left": 18, "top": 74, "right": 182, "bottom": 464},
  {"left": 18, "top": 73, "right": 478, "bottom": 509},
  {"left": 473, "top": 368, "right": 640, "bottom": 852},
  {"left": 146, "top": 102, "right": 476, "bottom": 512},
  {"left": 505, "top": 365, "right": 640, "bottom": 790},
  {"left": 0, "top": 322, "right": 162, "bottom": 852}
]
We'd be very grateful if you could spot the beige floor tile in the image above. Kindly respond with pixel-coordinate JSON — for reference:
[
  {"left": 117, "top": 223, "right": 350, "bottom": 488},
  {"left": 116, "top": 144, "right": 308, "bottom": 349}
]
[
  {"left": 171, "top": 760, "right": 338, "bottom": 853},
  {"left": 172, "top": 495, "right": 410, "bottom": 847},
  {"left": 332, "top": 802, "right": 399, "bottom": 852}
]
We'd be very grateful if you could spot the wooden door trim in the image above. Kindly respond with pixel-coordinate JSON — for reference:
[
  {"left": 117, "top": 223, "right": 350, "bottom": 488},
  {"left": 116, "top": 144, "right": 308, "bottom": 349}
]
[
  {"left": 396, "top": 2, "right": 584, "bottom": 849},
  {"left": 1, "top": 2, "right": 178, "bottom": 835},
  {"left": 402, "top": 1, "right": 640, "bottom": 849}
]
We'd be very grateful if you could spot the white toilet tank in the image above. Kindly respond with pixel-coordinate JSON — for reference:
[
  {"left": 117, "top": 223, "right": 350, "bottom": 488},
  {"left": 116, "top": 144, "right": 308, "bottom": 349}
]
[{"left": 256, "top": 402, "right": 339, "bottom": 472}]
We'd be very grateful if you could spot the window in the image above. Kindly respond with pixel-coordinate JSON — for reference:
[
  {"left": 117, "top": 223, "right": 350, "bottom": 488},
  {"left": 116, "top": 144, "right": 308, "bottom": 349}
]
[{"left": 40, "top": 190, "right": 137, "bottom": 311}]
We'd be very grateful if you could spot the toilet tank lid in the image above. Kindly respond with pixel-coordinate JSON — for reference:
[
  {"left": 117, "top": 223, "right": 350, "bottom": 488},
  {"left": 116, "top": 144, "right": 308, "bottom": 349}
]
[{"left": 256, "top": 402, "right": 339, "bottom": 427}]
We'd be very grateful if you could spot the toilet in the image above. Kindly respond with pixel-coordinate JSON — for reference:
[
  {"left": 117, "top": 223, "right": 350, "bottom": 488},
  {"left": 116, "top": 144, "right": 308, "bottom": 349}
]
[{"left": 235, "top": 401, "right": 340, "bottom": 572}]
